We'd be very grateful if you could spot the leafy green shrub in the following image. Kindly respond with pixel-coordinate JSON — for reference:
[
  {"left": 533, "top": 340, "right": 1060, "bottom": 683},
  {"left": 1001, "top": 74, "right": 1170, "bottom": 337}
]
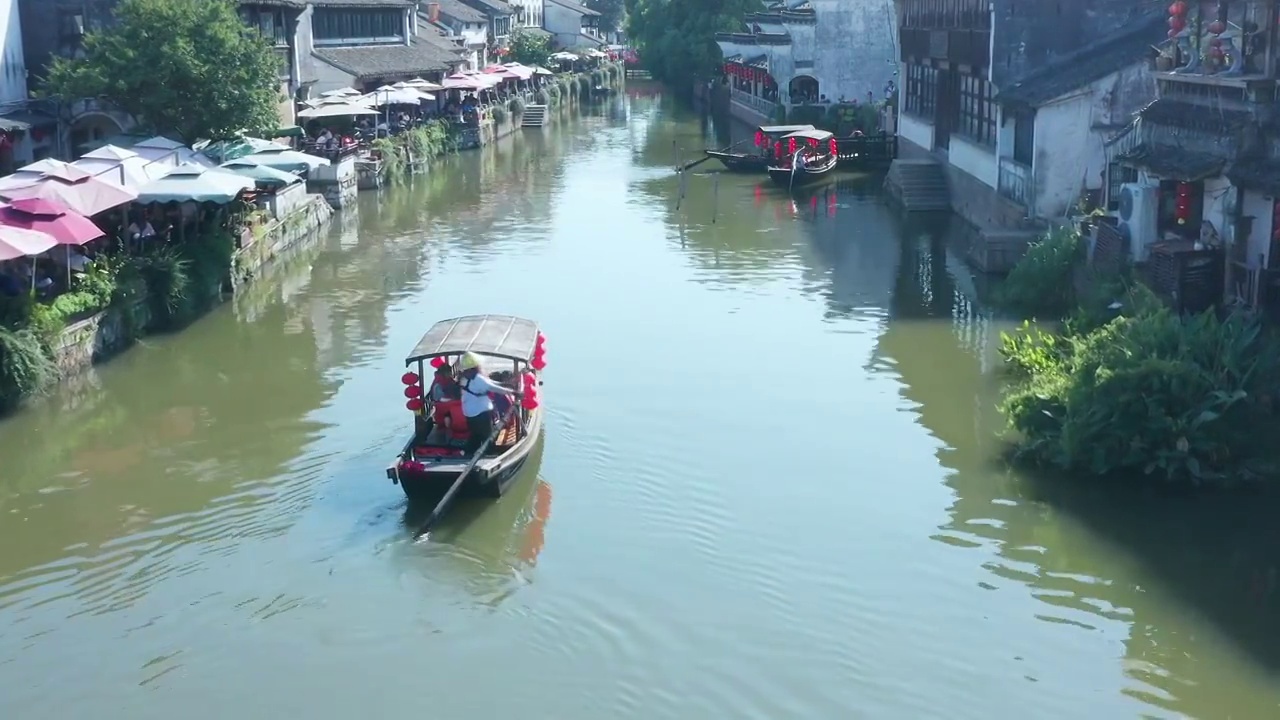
[
  {"left": 508, "top": 96, "right": 525, "bottom": 117},
  {"left": 0, "top": 326, "right": 56, "bottom": 411},
  {"left": 1000, "top": 307, "right": 1280, "bottom": 486},
  {"left": 491, "top": 104, "right": 508, "bottom": 124},
  {"left": 135, "top": 245, "right": 192, "bottom": 328},
  {"left": 373, "top": 137, "right": 405, "bottom": 181},
  {"left": 996, "top": 226, "right": 1081, "bottom": 319}
]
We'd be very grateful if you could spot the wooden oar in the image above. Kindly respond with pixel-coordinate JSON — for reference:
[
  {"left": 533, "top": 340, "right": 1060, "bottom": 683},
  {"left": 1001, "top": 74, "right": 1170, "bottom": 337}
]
[{"left": 414, "top": 405, "right": 518, "bottom": 540}]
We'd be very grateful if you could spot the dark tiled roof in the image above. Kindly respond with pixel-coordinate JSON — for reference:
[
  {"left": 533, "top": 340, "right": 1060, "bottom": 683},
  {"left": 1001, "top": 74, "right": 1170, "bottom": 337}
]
[
  {"left": 310, "top": 0, "right": 411, "bottom": 6},
  {"left": 1139, "top": 98, "right": 1252, "bottom": 134},
  {"left": 547, "top": 0, "right": 600, "bottom": 16},
  {"left": 1227, "top": 158, "right": 1280, "bottom": 195},
  {"left": 1117, "top": 143, "right": 1226, "bottom": 181},
  {"left": 428, "top": 0, "right": 486, "bottom": 23},
  {"left": 459, "top": 0, "right": 513, "bottom": 16},
  {"left": 313, "top": 40, "right": 464, "bottom": 78},
  {"left": 996, "top": 13, "right": 1163, "bottom": 108}
]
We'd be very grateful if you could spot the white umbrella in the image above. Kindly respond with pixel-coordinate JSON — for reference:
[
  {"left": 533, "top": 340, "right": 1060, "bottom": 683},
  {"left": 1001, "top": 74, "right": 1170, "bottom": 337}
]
[
  {"left": 72, "top": 156, "right": 171, "bottom": 189},
  {"left": 398, "top": 78, "right": 443, "bottom": 91},
  {"left": 297, "top": 103, "right": 380, "bottom": 118},
  {"left": 320, "top": 87, "right": 361, "bottom": 97},
  {"left": 303, "top": 94, "right": 375, "bottom": 108},
  {"left": 363, "top": 87, "right": 432, "bottom": 105}
]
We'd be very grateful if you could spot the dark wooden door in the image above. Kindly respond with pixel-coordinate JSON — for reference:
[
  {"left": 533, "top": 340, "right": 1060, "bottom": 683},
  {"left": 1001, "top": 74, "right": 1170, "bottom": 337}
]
[{"left": 934, "top": 69, "right": 956, "bottom": 150}]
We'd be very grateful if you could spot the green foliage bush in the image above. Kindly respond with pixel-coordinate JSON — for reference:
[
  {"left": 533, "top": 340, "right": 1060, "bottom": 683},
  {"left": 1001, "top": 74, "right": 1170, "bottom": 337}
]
[
  {"left": 0, "top": 327, "right": 55, "bottom": 412},
  {"left": 996, "top": 226, "right": 1082, "bottom": 319},
  {"left": 1000, "top": 304, "right": 1280, "bottom": 487},
  {"left": 492, "top": 105, "right": 509, "bottom": 124},
  {"left": 508, "top": 96, "right": 525, "bottom": 117}
]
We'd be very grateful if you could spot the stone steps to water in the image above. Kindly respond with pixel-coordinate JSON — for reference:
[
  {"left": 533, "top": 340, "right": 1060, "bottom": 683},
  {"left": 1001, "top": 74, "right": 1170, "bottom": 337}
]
[
  {"left": 884, "top": 159, "right": 951, "bottom": 212},
  {"left": 521, "top": 105, "right": 548, "bottom": 128}
]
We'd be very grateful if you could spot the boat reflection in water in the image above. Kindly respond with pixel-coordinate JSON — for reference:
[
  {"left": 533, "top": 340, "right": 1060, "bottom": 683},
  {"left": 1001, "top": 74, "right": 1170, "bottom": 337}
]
[{"left": 395, "top": 437, "right": 552, "bottom": 598}]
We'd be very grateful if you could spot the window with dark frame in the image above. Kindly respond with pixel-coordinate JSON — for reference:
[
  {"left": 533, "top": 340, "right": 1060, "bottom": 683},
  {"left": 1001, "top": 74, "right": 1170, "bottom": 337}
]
[
  {"left": 1106, "top": 163, "right": 1139, "bottom": 211},
  {"left": 903, "top": 63, "right": 938, "bottom": 119},
  {"left": 957, "top": 73, "right": 995, "bottom": 146},
  {"left": 313, "top": 9, "right": 403, "bottom": 43}
]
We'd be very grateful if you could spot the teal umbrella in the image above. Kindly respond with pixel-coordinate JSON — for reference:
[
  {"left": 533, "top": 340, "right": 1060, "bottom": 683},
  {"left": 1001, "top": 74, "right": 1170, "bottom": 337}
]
[
  {"left": 201, "top": 137, "right": 290, "bottom": 163},
  {"left": 245, "top": 148, "right": 330, "bottom": 173},
  {"left": 220, "top": 158, "right": 302, "bottom": 189}
]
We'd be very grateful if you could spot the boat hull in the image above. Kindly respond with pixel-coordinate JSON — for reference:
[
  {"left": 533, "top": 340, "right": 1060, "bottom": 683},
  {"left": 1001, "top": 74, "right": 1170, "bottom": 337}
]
[
  {"left": 767, "top": 155, "right": 838, "bottom": 188},
  {"left": 387, "top": 406, "right": 544, "bottom": 505},
  {"left": 706, "top": 150, "right": 770, "bottom": 173}
]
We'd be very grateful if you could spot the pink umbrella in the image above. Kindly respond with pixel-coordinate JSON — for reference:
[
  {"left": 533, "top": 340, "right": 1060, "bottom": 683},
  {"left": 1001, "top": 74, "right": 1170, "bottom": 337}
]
[
  {"left": 482, "top": 65, "right": 521, "bottom": 80},
  {"left": 0, "top": 224, "right": 58, "bottom": 261},
  {"left": 0, "top": 171, "right": 138, "bottom": 217},
  {"left": 0, "top": 198, "right": 105, "bottom": 245},
  {"left": 441, "top": 73, "right": 493, "bottom": 90}
]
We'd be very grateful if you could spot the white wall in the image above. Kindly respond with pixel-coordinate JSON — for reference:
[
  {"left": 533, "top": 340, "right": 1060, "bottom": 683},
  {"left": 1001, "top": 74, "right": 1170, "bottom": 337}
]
[
  {"left": 1240, "top": 189, "right": 1273, "bottom": 269},
  {"left": 809, "top": 0, "right": 896, "bottom": 103},
  {"left": 543, "top": 2, "right": 582, "bottom": 48},
  {"left": 0, "top": 0, "right": 28, "bottom": 109},
  {"left": 310, "top": 60, "right": 358, "bottom": 95},
  {"left": 950, "top": 135, "right": 997, "bottom": 189},
  {"left": 1030, "top": 63, "right": 1155, "bottom": 219},
  {"left": 899, "top": 113, "right": 932, "bottom": 151}
]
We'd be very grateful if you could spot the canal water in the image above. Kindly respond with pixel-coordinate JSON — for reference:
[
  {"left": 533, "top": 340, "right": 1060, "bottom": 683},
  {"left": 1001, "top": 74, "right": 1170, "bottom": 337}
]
[{"left": 1, "top": 87, "right": 1278, "bottom": 719}]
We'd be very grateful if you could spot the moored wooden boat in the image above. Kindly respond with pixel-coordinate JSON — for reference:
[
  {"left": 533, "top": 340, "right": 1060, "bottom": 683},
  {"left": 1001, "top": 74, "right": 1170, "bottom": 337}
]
[
  {"left": 704, "top": 124, "right": 817, "bottom": 173},
  {"left": 767, "top": 128, "right": 839, "bottom": 189},
  {"left": 386, "top": 314, "right": 546, "bottom": 506}
]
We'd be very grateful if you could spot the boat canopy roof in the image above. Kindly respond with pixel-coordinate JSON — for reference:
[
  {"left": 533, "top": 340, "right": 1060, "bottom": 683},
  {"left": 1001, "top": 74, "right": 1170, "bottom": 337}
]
[
  {"left": 759, "top": 124, "right": 815, "bottom": 135},
  {"left": 782, "top": 128, "right": 835, "bottom": 141},
  {"left": 406, "top": 314, "right": 540, "bottom": 364}
]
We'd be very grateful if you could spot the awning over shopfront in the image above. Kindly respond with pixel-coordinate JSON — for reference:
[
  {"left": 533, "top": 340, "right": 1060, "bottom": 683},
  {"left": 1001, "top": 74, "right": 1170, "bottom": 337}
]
[{"left": 1116, "top": 143, "right": 1225, "bottom": 183}]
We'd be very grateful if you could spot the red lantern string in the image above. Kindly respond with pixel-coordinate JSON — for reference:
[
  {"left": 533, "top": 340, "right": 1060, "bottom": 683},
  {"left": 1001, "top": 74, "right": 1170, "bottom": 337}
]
[
  {"left": 755, "top": 130, "right": 765, "bottom": 147},
  {"left": 401, "top": 372, "right": 419, "bottom": 385},
  {"left": 828, "top": 137, "right": 837, "bottom": 155},
  {"left": 403, "top": 385, "right": 423, "bottom": 399},
  {"left": 788, "top": 137, "right": 797, "bottom": 154},
  {"left": 406, "top": 398, "right": 424, "bottom": 412}
]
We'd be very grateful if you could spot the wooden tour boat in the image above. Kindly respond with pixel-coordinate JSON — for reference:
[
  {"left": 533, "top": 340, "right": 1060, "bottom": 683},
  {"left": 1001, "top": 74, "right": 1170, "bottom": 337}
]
[
  {"left": 703, "top": 124, "right": 817, "bottom": 173},
  {"left": 767, "top": 128, "right": 839, "bottom": 190},
  {"left": 386, "top": 315, "right": 546, "bottom": 528}
]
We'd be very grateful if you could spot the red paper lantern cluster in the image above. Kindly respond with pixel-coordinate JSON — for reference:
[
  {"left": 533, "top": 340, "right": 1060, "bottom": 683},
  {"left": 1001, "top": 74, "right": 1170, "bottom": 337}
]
[
  {"left": 1167, "top": 1, "right": 1188, "bottom": 38},
  {"left": 1175, "top": 182, "right": 1193, "bottom": 225},
  {"left": 787, "top": 137, "right": 797, "bottom": 154},
  {"left": 724, "top": 64, "right": 769, "bottom": 84},
  {"left": 827, "top": 137, "right": 838, "bottom": 156},
  {"left": 754, "top": 130, "right": 765, "bottom": 147},
  {"left": 402, "top": 371, "right": 424, "bottom": 412},
  {"left": 531, "top": 332, "right": 547, "bottom": 371}
]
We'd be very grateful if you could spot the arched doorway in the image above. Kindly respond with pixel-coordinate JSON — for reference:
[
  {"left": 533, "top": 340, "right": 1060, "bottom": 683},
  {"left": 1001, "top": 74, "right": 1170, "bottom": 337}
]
[
  {"left": 789, "top": 75, "right": 819, "bottom": 104},
  {"left": 69, "top": 113, "right": 125, "bottom": 155}
]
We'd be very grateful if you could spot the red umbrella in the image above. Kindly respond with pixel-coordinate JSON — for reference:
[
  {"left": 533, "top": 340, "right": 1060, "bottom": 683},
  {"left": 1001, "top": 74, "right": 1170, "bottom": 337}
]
[
  {"left": 0, "top": 171, "right": 138, "bottom": 217},
  {"left": 0, "top": 224, "right": 57, "bottom": 261},
  {"left": 0, "top": 198, "right": 105, "bottom": 246}
]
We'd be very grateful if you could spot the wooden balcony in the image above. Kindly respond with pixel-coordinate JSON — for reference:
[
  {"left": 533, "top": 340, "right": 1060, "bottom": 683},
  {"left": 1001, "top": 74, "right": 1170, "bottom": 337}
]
[{"left": 900, "top": 28, "right": 990, "bottom": 67}]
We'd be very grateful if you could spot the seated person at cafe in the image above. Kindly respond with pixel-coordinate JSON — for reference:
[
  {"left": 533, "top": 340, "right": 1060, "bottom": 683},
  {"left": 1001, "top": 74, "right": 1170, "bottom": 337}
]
[{"left": 128, "top": 214, "right": 156, "bottom": 241}]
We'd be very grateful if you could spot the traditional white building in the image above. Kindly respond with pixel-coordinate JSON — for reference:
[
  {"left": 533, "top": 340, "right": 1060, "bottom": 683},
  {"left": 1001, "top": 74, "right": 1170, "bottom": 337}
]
[
  {"left": 715, "top": 0, "right": 898, "bottom": 125},
  {"left": 0, "top": 0, "right": 56, "bottom": 171}
]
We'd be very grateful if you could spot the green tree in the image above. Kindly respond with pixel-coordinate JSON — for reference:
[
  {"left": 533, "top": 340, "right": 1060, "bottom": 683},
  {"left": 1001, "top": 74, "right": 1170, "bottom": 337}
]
[
  {"left": 584, "top": 0, "right": 626, "bottom": 33},
  {"left": 508, "top": 28, "right": 552, "bottom": 67},
  {"left": 625, "top": 0, "right": 762, "bottom": 87},
  {"left": 43, "top": 0, "right": 283, "bottom": 143}
]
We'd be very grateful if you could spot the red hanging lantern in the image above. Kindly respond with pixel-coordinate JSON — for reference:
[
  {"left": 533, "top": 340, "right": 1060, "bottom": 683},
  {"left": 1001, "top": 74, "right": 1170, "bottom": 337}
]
[
  {"left": 788, "top": 137, "right": 797, "bottom": 154},
  {"left": 1208, "top": 20, "right": 1226, "bottom": 34},
  {"left": 521, "top": 393, "right": 540, "bottom": 410},
  {"left": 401, "top": 371, "right": 420, "bottom": 385},
  {"left": 1169, "top": 15, "right": 1186, "bottom": 33},
  {"left": 1168, "top": 1, "right": 1187, "bottom": 16},
  {"left": 430, "top": 356, "right": 446, "bottom": 368},
  {"left": 522, "top": 372, "right": 537, "bottom": 390},
  {"left": 755, "top": 130, "right": 765, "bottom": 147},
  {"left": 1175, "top": 182, "right": 1193, "bottom": 225},
  {"left": 774, "top": 140, "right": 783, "bottom": 157},
  {"left": 828, "top": 137, "right": 837, "bottom": 156},
  {"left": 406, "top": 398, "right": 424, "bottom": 412},
  {"left": 403, "top": 385, "right": 423, "bottom": 398}
]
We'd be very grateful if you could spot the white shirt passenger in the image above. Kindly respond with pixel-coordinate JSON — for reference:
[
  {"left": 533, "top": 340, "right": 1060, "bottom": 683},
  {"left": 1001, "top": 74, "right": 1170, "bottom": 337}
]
[{"left": 460, "top": 373, "right": 506, "bottom": 418}]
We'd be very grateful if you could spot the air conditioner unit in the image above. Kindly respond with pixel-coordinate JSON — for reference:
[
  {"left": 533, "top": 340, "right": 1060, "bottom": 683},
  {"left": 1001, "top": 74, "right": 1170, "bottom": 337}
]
[{"left": 1117, "top": 182, "right": 1159, "bottom": 262}]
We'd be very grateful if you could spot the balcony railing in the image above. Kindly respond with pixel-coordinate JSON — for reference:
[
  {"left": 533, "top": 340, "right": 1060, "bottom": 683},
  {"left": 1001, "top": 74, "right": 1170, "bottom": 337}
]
[
  {"left": 730, "top": 88, "right": 774, "bottom": 116},
  {"left": 998, "top": 156, "right": 1033, "bottom": 208}
]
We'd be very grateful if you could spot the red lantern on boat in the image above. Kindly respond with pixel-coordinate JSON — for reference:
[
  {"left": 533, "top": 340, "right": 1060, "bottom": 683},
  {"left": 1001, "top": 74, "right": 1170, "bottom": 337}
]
[
  {"left": 401, "top": 371, "right": 419, "bottom": 385},
  {"left": 828, "top": 137, "right": 838, "bottom": 155},
  {"left": 774, "top": 140, "right": 783, "bottom": 157},
  {"left": 531, "top": 345, "right": 547, "bottom": 371},
  {"left": 1168, "top": 1, "right": 1187, "bottom": 16},
  {"left": 406, "top": 398, "right": 424, "bottom": 412},
  {"left": 430, "top": 356, "right": 446, "bottom": 368},
  {"left": 522, "top": 372, "right": 537, "bottom": 390},
  {"left": 788, "top": 137, "right": 797, "bottom": 154},
  {"left": 535, "top": 332, "right": 546, "bottom": 349},
  {"left": 755, "top": 129, "right": 765, "bottom": 147},
  {"left": 1169, "top": 15, "right": 1186, "bottom": 33},
  {"left": 521, "top": 393, "right": 540, "bottom": 410}
]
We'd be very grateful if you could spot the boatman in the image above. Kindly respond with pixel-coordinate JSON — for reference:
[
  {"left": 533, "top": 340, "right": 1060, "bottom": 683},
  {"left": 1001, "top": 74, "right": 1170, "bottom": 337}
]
[{"left": 457, "top": 352, "right": 519, "bottom": 457}]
